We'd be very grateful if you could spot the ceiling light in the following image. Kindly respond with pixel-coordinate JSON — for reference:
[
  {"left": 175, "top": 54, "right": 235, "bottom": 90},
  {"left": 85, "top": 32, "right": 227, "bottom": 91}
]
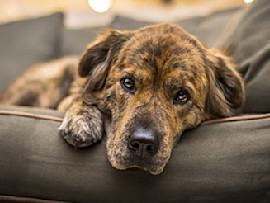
[
  {"left": 88, "top": 0, "right": 112, "bottom": 13},
  {"left": 244, "top": 0, "right": 254, "bottom": 4}
]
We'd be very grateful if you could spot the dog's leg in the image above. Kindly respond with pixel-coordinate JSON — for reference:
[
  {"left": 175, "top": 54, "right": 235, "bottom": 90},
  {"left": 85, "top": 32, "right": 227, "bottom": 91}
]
[{"left": 59, "top": 98, "right": 103, "bottom": 148}]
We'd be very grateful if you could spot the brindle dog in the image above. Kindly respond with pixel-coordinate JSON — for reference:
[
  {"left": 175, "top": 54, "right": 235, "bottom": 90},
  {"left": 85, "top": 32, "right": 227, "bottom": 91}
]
[{"left": 0, "top": 24, "right": 244, "bottom": 175}]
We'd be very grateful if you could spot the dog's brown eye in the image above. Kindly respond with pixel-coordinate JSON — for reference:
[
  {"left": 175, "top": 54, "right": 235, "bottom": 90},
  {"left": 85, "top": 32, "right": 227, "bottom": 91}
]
[
  {"left": 173, "top": 90, "right": 190, "bottom": 105},
  {"left": 120, "top": 78, "right": 136, "bottom": 93}
]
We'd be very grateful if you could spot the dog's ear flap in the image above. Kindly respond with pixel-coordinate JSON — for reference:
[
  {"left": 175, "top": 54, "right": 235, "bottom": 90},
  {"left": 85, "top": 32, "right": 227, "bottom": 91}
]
[
  {"left": 78, "top": 29, "right": 130, "bottom": 91},
  {"left": 206, "top": 50, "right": 245, "bottom": 118}
]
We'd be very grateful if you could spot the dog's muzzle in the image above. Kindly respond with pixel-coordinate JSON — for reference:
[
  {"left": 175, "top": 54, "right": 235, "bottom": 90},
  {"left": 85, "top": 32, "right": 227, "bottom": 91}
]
[{"left": 129, "top": 128, "right": 159, "bottom": 158}]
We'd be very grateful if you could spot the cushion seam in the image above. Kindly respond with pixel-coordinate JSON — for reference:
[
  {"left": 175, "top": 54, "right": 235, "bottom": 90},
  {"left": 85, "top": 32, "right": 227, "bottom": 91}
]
[
  {"left": 0, "top": 110, "right": 270, "bottom": 125},
  {"left": 0, "top": 110, "right": 63, "bottom": 122}
]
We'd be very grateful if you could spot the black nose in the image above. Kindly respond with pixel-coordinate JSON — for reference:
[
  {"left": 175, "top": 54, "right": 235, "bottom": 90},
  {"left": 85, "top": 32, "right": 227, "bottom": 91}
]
[{"left": 129, "top": 128, "right": 158, "bottom": 157}]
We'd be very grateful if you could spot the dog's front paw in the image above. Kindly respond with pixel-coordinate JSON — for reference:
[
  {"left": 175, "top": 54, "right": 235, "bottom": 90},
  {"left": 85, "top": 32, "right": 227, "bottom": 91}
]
[{"left": 59, "top": 112, "right": 103, "bottom": 148}]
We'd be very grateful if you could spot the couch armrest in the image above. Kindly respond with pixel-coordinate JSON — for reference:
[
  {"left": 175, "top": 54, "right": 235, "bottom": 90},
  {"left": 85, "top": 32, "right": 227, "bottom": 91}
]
[{"left": 0, "top": 106, "right": 269, "bottom": 202}]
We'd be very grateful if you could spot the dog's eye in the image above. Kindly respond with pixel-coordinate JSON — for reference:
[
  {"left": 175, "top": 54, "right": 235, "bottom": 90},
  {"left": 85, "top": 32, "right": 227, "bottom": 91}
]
[
  {"left": 173, "top": 90, "right": 190, "bottom": 105},
  {"left": 120, "top": 78, "right": 136, "bottom": 93}
]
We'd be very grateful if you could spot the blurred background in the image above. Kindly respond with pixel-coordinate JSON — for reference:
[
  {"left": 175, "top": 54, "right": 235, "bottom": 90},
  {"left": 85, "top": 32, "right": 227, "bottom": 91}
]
[
  {"left": 0, "top": 0, "right": 252, "bottom": 27},
  {"left": 0, "top": 0, "right": 258, "bottom": 94}
]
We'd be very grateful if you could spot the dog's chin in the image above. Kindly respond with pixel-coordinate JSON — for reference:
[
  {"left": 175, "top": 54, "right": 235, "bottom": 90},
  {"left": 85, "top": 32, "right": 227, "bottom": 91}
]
[
  {"left": 109, "top": 160, "right": 165, "bottom": 175},
  {"left": 107, "top": 147, "right": 170, "bottom": 175}
]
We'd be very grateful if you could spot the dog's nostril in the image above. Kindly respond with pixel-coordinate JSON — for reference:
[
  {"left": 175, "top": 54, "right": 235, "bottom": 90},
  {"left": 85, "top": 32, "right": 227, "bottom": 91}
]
[
  {"left": 130, "top": 141, "right": 140, "bottom": 149},
  {"left": 145, "top": 144, "right": 154, "bottom": 153}
]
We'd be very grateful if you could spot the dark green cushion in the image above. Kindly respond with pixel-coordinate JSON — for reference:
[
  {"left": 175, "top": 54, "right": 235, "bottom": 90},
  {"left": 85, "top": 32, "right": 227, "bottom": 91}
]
[
  {"left": 0, "top": 12, "right": 64, "bottom": 94},
  {"left": 0, "top": 105, "right": 269, "bottom": 202}
]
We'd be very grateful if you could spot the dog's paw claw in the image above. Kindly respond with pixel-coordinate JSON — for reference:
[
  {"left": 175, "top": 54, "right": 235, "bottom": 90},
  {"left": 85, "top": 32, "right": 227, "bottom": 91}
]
[{"left": 59, "top": 115, "right": 102, "bottom": 148}]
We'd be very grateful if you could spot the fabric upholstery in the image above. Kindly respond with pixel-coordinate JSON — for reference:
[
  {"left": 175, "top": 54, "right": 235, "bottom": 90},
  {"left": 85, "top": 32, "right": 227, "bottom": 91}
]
[
  {"left": 0, "top": 12, "right": 64, "bottom": 94},
  {"left": 217, "top": 0, "right": 270, "bottom": 113},
  {"left": 0, "top": 106, "right": 269, "bottom": 202},
  {"left": 175, "top": 7, "right": 241, "bottom": 48},
  {"left": 62, "top": 26, "right": 106, "bottom": 56},
  {"left": 109, "top": 8, "right": 240, "bottom": 48},
  {"left": 110, "top": 15, "right": 156, "bottom": 30}
]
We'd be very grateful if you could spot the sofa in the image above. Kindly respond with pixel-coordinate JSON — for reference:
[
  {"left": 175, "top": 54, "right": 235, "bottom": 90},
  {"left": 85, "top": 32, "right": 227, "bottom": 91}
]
[{"left": 0, "top": 0, "right": 269, "bottom": 202}]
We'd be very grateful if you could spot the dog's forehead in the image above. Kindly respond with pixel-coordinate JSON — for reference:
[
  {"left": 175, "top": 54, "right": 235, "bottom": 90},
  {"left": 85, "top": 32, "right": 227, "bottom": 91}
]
[{"left": 118, "top": 24, "right": 206, "bottom": 82}]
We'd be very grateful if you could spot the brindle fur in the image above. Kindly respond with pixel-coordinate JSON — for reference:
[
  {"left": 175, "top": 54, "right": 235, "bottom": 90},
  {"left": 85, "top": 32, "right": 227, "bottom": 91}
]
[{"left": 0, "top": 24, "right": 244, "bottom": 175}]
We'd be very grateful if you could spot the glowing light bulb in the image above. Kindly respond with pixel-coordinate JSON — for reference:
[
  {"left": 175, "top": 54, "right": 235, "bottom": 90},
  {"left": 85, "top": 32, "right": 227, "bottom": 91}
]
[
  {"left": 244, "top": 0, "right": 254, "bottom": 4},
  {"left": 88, "top": 0, "right": 112, "bottom": 13}
]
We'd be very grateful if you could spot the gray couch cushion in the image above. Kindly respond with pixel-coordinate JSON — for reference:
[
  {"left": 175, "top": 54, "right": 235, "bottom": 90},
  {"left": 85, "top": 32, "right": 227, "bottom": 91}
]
[
  {"left": 0, "top": 12, "right": 64, "bottom": 94},
  {"left": 0, "top": 106, "right": 269, "bottom": 202},
  {"left": 110, "top": 8, "right": 240, "bottom": 48},
  {"left": 219, "top": 0, "right": 270, "bottom": 113},
  {"left": 179, "top": 8, "right": 241, "bottom": 48},
  {"left": 62, "top": 26, "right": 106, "bottom": 56},
  {"left": 110, "top": 15, "right": 156, "bottom": 30}
]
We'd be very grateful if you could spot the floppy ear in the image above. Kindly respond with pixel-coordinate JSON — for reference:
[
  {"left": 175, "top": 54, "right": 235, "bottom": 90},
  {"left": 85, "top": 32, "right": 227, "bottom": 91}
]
[
  {"left": 206, "top": 49, "right": 245, "bottom": 118},
  {"left": 79, "top": 29, "right": 130, "bottom": 91}
]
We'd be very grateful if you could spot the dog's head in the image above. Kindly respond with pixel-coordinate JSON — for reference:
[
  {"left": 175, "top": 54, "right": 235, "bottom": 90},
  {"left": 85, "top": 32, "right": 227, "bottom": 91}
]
[{"left": 79, "top": 24, "right": 244, "bottom": 175}]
